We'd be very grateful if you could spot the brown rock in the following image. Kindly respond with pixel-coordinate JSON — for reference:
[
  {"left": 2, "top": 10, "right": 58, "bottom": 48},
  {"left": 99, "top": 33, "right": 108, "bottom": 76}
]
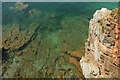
[{"left": 16, "top": 51, "right": 22, "bottom": 56}]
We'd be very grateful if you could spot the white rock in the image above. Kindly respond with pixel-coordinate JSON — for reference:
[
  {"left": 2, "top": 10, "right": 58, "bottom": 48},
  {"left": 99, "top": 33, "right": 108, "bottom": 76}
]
[{"left": 80, "top": 8, "right": 114, "bottom": 78}]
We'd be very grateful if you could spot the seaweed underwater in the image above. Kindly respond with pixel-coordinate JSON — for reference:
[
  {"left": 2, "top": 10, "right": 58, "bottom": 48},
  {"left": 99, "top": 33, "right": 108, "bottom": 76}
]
[{"left": 2, "top": 2, "right": 118, "bottom": 78}]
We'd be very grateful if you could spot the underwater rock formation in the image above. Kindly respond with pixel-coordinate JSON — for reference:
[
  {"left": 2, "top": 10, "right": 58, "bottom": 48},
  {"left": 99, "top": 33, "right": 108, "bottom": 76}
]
[
  {"left": 2, "top": 23, "right": 40, "bottom": 78},
  {"left": 29, "top": 8, "right": 42, "bottom": 17},
  {"left": 80, "top": 8, "right": 120, "bottom": 78},
  {"left": 2, "top": 23, "right": 40, "bottom": 52},
  {"left": 9, "top": 2, "right": 28, "bottom": 12},
  {"left": 2, "top": 22, "right": 80, "bottom": 78}
]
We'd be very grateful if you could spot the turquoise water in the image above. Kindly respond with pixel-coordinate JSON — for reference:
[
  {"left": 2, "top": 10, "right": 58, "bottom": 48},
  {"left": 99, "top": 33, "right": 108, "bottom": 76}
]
[
  {"left": 3, "top": 2, "right": 117, "bottom": 25},
  {"left": 2, "top": 2, "right": 118, "bottom": 78}
]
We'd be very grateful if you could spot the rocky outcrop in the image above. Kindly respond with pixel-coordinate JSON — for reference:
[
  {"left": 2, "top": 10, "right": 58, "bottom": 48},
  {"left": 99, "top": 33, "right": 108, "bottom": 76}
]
[{"left": 80, "top": 8, "right": 120, "bottom": 78}]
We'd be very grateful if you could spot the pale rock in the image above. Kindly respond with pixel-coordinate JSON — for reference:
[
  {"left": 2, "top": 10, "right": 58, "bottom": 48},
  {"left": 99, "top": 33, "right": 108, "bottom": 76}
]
[{"left": 80, "top": 8, "right": 120, "bottom": 78}]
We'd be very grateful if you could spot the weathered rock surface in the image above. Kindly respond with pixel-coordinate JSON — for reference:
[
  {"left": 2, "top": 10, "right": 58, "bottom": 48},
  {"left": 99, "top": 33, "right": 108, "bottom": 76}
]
[{"left": 80, "top": 8, "right": 120, "bottom": 78}]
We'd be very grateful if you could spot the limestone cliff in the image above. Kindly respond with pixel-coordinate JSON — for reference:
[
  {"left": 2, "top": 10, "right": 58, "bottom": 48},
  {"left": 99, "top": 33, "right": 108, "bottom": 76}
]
[{"left": 80, "top": 8, "right": 120, "bottom": 78}]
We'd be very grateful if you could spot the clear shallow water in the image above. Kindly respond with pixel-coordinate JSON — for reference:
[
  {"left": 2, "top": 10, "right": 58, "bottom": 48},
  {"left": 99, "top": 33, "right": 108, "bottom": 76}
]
[
  {"left": 2, "top": 2, "right": 118, "bottom": 25},
  {"left": 2, "top": 2, "right": 118, "bottom": 78}
]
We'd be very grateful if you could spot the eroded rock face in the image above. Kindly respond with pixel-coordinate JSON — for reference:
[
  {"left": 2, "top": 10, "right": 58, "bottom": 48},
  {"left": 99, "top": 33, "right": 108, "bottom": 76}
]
[{"left": 80, "top": 8, "right": 120, "bottom": 78}]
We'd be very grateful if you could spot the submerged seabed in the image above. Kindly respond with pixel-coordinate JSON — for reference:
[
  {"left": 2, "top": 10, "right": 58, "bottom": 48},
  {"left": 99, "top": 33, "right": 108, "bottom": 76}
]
[{"left": 2, "top": 2, "right": 117, "bottom": 78}]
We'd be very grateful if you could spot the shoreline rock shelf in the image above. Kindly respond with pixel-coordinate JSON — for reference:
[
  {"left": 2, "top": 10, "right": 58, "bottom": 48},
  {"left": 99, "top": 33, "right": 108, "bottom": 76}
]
[{"left": 80, "top": 8, "right": 120, "bottom": 78}]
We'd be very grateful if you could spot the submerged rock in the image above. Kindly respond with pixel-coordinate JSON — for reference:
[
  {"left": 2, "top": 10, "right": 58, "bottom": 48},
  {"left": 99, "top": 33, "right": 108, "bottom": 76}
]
[
  {"left": 80, "top": 8, "right": 120, "bottom": 78},
  {"left": 2, "top": 23, "right": 40, "bottom": 52},
  {"left": 29, "top": 8, "right": 42, "bottom": 17},
  {"left": 9, "top": 2, "right": 28, "bottom": 12},
  {"left": 2, "top": 23, "right": 41, "bottom": 78}
]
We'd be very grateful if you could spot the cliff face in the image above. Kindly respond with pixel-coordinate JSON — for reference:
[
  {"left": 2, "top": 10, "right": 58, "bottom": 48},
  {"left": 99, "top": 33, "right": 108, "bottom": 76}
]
[{"left": 80, "top": 8, "right": 120, "bottom": 78}]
